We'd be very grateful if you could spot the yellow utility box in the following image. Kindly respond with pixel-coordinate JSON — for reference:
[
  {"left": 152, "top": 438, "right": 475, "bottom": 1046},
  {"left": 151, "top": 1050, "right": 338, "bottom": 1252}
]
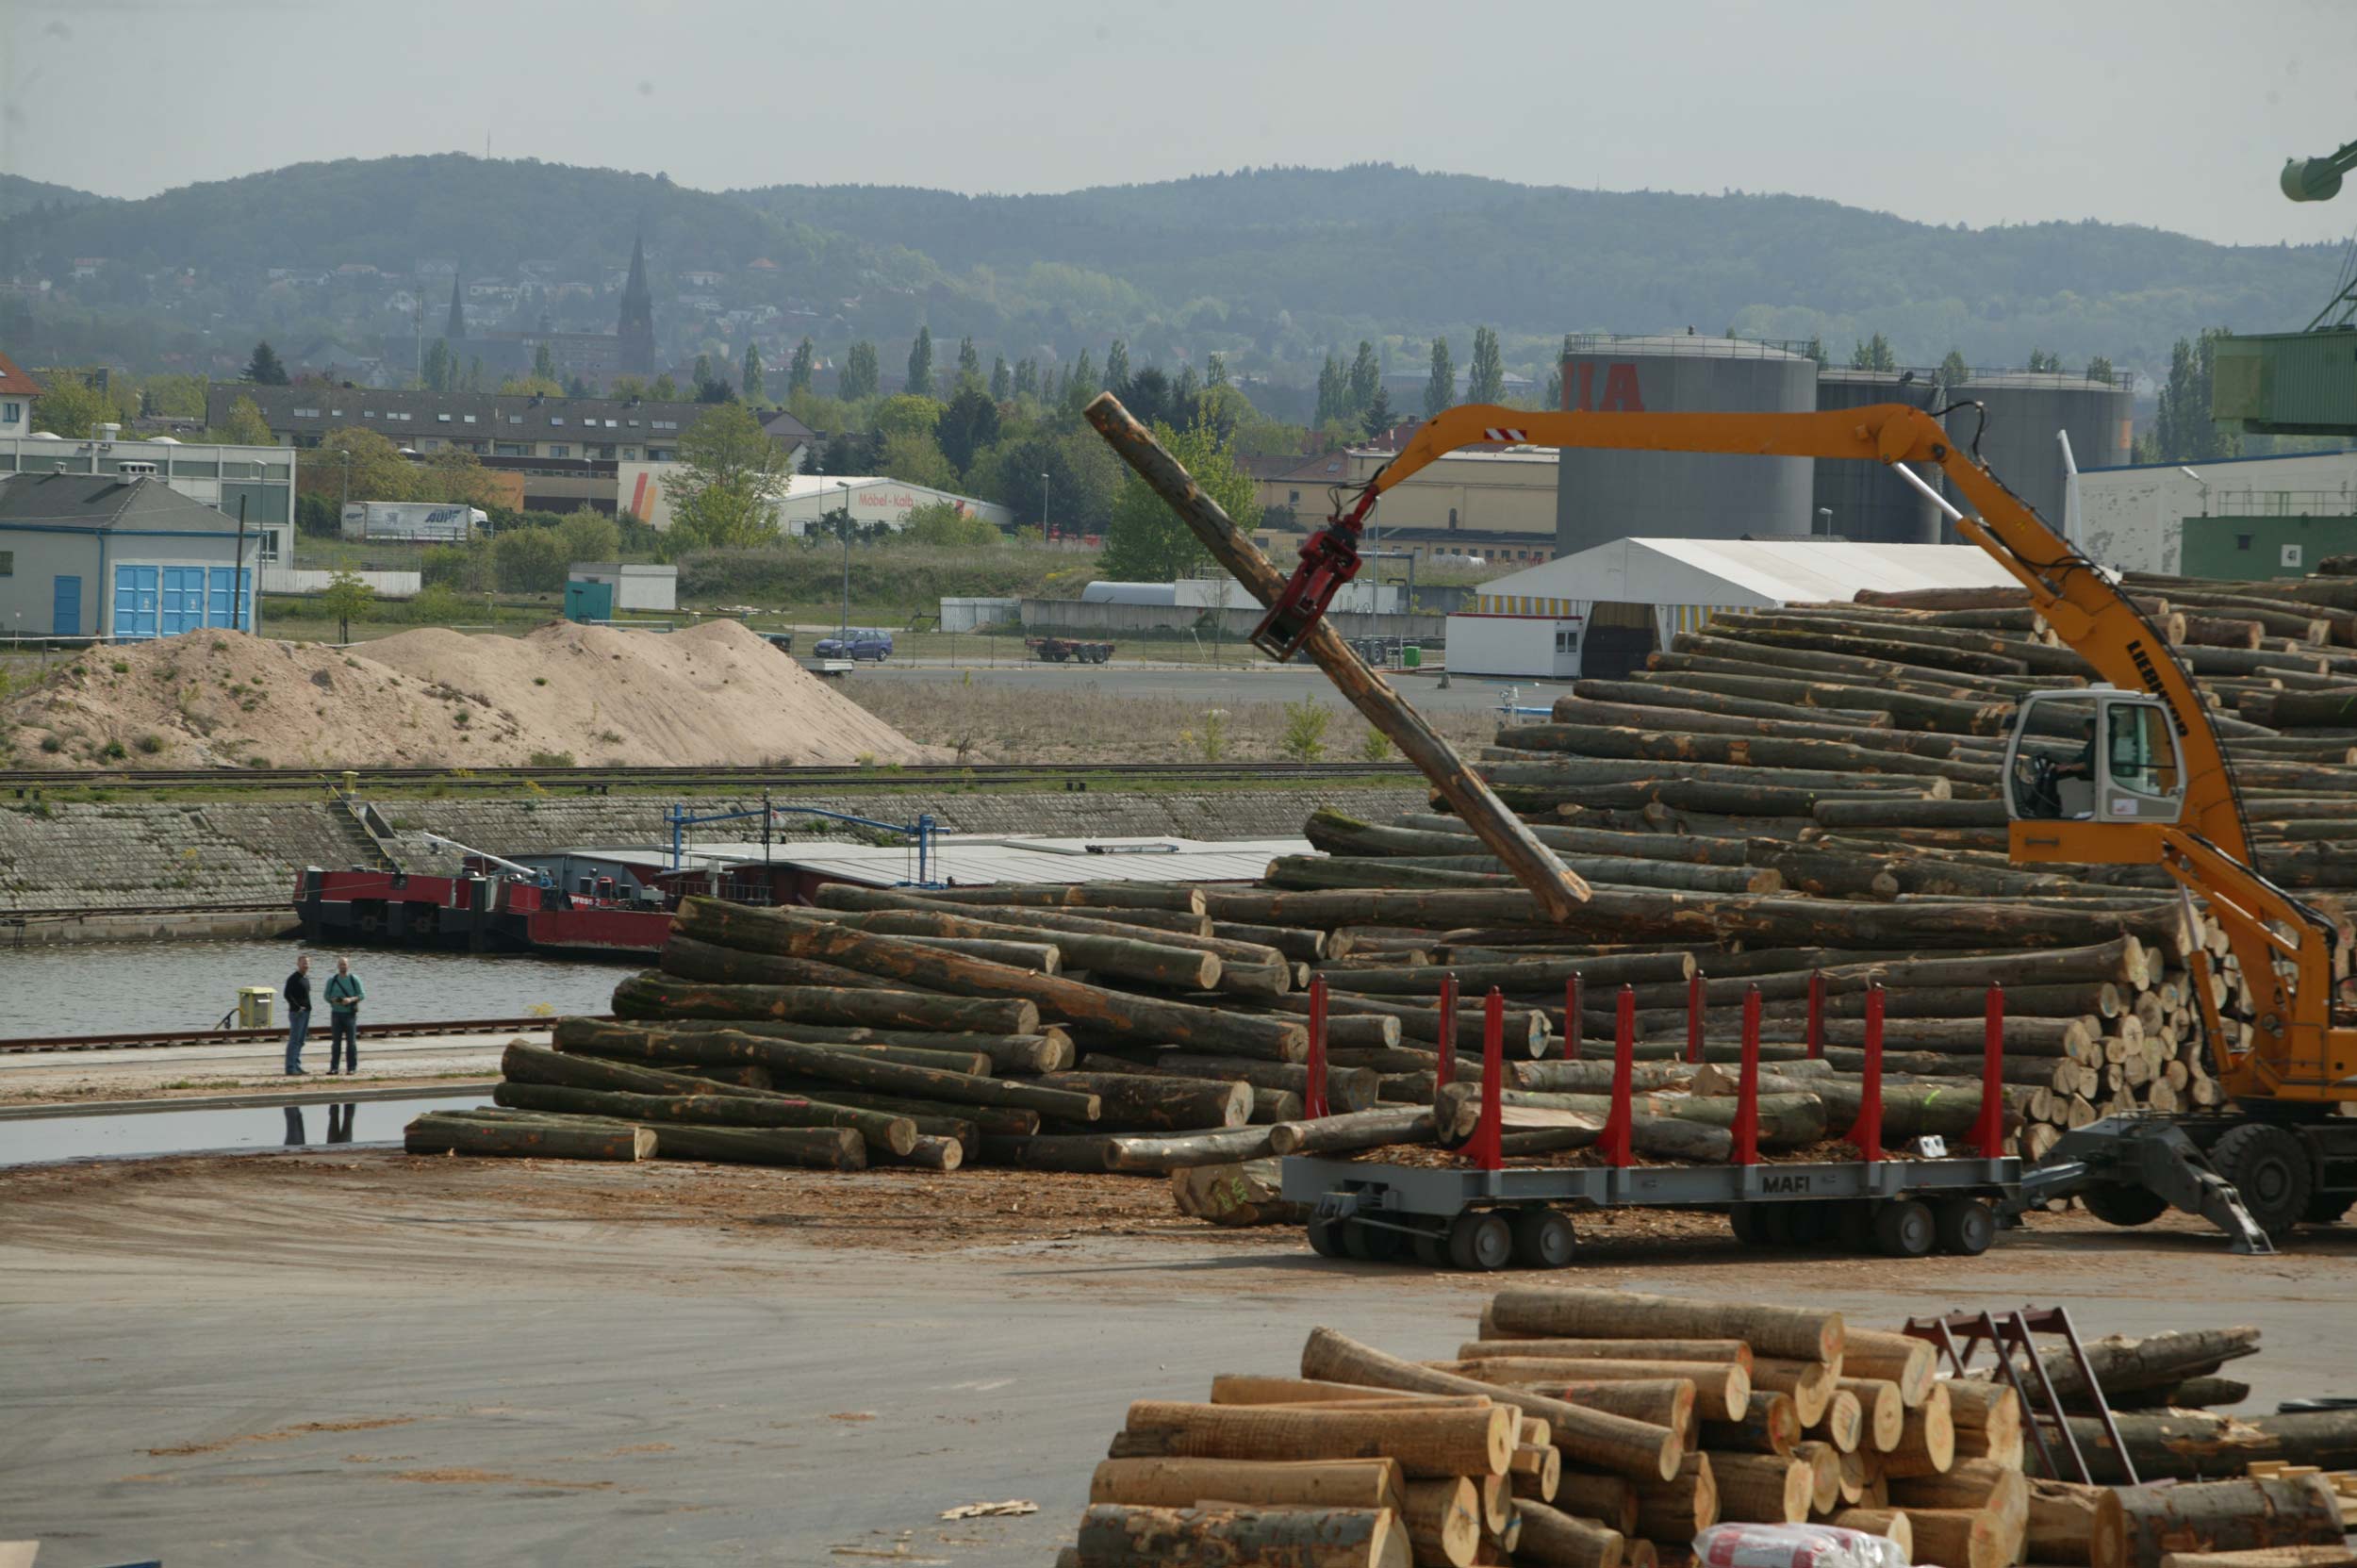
[{"left": 238, "top": 986, "right": 277, "bottom": 1028}]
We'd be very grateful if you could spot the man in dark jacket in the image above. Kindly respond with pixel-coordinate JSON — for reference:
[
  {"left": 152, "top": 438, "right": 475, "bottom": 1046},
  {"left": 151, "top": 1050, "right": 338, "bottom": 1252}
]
[{"left": 283, "top": 953, "right": 313, "bottom": 1076}]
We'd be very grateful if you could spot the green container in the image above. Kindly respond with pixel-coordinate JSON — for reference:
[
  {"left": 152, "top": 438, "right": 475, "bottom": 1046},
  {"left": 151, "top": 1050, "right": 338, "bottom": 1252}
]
[
  {"left": 565, "top": 579, "right": 614, "bottom": 621},
  {"left": 1401, "top": 644, "right": 1423, "bottom": 668},
  {"left": 2213, "top": 330, "right": 2357, "bottom": 436},
  {"left": 2181, "top": 514, "right": 2357, "bottom": 580}
]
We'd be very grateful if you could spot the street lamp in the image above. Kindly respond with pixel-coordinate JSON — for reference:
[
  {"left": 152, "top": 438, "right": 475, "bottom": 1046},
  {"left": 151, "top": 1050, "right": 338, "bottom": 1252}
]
[
  {"left": 1040, "top": 472, "right": 1050, "bottom": 539},
  {"left": 839, "top": 479, "right": 853, "bottom": 639}
]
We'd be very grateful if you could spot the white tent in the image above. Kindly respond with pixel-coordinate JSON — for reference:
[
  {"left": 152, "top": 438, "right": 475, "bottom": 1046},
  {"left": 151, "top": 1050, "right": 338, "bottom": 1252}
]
[{"left": 1446, "top": 537, "right": 2019, "bottom": 679}]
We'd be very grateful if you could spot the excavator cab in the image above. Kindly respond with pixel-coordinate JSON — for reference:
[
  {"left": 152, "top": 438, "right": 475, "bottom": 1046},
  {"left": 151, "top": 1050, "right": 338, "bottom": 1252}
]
[{"left": 2003, "top": 686, "right": 2187, "bottom": 843}]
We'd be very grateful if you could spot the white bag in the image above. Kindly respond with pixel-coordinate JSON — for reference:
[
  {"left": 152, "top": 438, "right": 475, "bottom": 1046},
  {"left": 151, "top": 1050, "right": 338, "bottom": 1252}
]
[{"left": 1694, "top": 1522, "right": 1911, "bottom": 1568}]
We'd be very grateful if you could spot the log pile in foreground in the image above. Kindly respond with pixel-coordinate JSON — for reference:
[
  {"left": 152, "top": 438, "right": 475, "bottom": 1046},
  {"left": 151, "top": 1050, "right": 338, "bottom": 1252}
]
[{"left": 1055, "top": 1289, "right": 2343, "bottom": 1568}]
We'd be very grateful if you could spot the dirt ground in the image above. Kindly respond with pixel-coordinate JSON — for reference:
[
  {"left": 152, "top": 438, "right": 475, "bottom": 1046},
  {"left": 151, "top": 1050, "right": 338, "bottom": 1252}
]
[
  {"left": 10, "top": 1147, "right": 2357, "bottom": 1566},
  {"left": 1, "top": 619, "right": 939, "bottom": 769}
]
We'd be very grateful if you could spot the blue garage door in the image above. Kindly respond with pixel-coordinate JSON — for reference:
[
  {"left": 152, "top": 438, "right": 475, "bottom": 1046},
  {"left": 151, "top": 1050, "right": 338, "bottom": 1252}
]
[
  {"left": 52, "top": 575, "right": 81, "bottom": 637},
  {"left": 160, "top": 567, "right": 207, "bottom": 636},
  {"left": 206, "top": 567, "right": 252, "bottom": 631},
  {"left": 112, "top": 566, "right": 158, "bottom": 640}
]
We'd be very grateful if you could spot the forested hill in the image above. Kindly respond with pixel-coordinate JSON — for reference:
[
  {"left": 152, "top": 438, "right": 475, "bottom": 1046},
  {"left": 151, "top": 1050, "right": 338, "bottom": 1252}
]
[
  {"left": 0, "top": 172, "right": 105, "bottom": 220},
  {"left": 738, "top": 163, "right": 2339, "bottom": 370}
]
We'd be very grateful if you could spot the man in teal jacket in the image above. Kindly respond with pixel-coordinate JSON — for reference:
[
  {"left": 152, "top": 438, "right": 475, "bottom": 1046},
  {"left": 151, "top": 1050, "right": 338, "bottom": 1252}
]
[{"left": 324, "top": 956, "right": 365, "bottom": 1076}]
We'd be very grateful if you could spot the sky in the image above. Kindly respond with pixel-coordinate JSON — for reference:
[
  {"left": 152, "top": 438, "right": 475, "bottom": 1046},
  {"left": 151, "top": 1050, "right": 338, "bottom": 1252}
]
[{"left": 5, "top": 0, "right": 2355, "bottom": 249}]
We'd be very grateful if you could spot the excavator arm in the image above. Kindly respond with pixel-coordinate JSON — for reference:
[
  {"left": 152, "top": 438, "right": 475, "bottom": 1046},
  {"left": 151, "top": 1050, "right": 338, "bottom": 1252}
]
[{"left": 1267, "top": 400, "right": 2353, "bottom": 1103}]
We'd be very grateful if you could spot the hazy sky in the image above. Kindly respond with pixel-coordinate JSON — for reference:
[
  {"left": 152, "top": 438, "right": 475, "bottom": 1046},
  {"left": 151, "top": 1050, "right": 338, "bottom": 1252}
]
[{"left": 6, "top": 0, "right": 2355, "bottom": 248}]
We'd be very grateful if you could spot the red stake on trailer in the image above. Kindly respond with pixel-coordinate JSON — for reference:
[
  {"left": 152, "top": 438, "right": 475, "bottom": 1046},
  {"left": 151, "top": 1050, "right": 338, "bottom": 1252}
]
[
  {"left": 1304, "top": 974, "right": 1330, "bottom": 1119},
  {"left": 1685, "top": 968, "right": 1706, "bottom": 1065},
  {"left": 1806, "top": 969, "right": 1826, "bottom": 1060},
  {"left": 1732, "top": 983, "right": 1764, "bottom": 1166},
  {"left": 1600, "top": 984, "right": 1636, "bottom": 1167},
  {"left": 1970, "top": 982, "right": 2008, "bottom": 1158},
  {"left": 1468, "top": 986, "right": 1506, "bottom": 1171},
  {"left": 1564, "top": 972, "right": 1582, "bottom": 1061},
  {"left": 1844, "top": 982, "right": 1887, "bottom": 1162},
  {"left": 1435, "top": 972, "right": 1459, "bottom": 1093}
]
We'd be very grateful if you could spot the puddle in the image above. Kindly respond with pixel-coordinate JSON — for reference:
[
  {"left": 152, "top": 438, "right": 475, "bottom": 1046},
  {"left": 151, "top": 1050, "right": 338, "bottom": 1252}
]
[{"left": 2, "top": 1092, "right": 490, "bottom": 1167}]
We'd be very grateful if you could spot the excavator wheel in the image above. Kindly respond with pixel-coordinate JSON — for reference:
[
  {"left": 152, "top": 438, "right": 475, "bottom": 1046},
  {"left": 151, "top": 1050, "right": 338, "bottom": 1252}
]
[
  {"left": 2081, "top": 1183, "right": 2169, "bottom": 1228},
  {"left": 2209, "top": 1122, "right": 2314, "bottom": 1239}
]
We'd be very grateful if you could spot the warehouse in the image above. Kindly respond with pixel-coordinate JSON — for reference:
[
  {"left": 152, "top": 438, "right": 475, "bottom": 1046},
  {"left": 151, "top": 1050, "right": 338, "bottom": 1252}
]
[
  {"left": 1443, "top": 536, "right": 2018, "bottom": 679},
  {"left": 0, "top": 470, "right": 259, "bottom": 639}
]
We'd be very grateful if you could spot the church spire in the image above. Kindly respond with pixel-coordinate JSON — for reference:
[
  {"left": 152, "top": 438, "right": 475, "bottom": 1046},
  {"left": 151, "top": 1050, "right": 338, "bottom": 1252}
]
[
  {"left": 444, "top": 270, "right": 466, "bottom": 340},
  {"left": 617, "top": 229, "right": 655, "bottom": 377}
]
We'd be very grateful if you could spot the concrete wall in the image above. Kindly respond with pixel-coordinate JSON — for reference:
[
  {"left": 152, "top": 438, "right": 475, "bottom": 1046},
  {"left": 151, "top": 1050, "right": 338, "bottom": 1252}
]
[
  {"left": 260, "top": 568, "right": 420, "bottom": 599},
  {"left": 2078, "top": 451, "right": 2357, "bottom": 574},
  {"left": 1444, "top": 613, "right": 1576, "bottom": 677}
]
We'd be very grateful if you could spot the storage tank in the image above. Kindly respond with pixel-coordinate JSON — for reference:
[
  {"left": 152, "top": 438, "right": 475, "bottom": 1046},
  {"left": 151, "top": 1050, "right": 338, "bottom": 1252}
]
[
  {"left": 1813, "top": 369, "right": 1945, "bottom": 543},
  {"left": 1554, "top": 335, "right": 1817, "bottom": 554},
  {"left": 1942, "top": 371, "right": 2134, "bottom": 539}
]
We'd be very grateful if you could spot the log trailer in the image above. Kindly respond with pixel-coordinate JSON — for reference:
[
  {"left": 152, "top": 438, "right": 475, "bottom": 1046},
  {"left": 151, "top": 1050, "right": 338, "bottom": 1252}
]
[{"left": 1248, "top": 399, "right": 2357, "bottom": 1250}]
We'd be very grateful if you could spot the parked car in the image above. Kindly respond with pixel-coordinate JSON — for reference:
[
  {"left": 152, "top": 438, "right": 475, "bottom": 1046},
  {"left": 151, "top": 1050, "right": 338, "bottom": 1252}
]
[
  {"left": 760, "top": 631, "right": 794, "bottom": 653},
  {"left": 814, "top": 628, "right": 893, "bottom": 661}
]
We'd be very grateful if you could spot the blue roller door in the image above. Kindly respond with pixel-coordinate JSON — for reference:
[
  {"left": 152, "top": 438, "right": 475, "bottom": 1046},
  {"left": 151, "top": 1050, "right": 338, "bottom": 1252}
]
[
  {"left": 112, "top": 566, "right": 158, "bottom": 640},
  {"left": 206, "top": 566, "right": 251, "bottom": 630},
  {"left": 160, "top": 567, "right": 206, "bottom": 635}
]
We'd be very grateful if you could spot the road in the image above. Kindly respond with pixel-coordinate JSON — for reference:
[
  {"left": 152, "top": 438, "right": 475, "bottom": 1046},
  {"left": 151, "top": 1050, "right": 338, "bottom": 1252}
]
[
  {"left": 849, "top": 659, "right": 1565, "bottom": 715},
  {"left": 6, "top": 1150, "right": 2354, "bottom": 1567},
  {"left": 0, "top": 1027, "right": 538, "bottom": 1105}
]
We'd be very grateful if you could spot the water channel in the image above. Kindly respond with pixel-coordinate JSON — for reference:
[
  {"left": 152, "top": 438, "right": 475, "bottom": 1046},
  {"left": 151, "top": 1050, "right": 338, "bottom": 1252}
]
[
  {"left": 3, "top": 1091, "right": 493, "bottom": 1167},
  {"left": 0, "top": 938, "right": 628, "bottom": 1037}
]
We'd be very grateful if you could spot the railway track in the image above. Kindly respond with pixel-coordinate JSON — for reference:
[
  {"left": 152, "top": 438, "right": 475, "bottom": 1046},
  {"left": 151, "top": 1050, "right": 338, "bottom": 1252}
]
[
  {"left": 0, "top": 1015, "right": 597, "bottom": 1054},
  {"left": 0, "top": 761, "right": 1414, "bottom": 794}
]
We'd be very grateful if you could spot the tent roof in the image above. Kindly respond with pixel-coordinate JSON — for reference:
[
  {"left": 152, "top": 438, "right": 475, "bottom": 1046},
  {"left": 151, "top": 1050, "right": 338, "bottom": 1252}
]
[{"left": 1476, "top": 537, "right": 2019, "bottom": 606}]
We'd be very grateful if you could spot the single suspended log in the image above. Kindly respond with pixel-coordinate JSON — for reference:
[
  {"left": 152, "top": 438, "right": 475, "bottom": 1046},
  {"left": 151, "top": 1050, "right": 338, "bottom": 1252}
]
[
  {"left": 1633, "top": 1452, "right": 1720, "bottom": 1541},
  {"left": 1444, "top": 1360, "right": 1748, "bottom": 1424},
  {"left": 1881, "top": 1383, "right": 1955, "bottom": 1478},
  {"left": 639, "top": 1017, "right": 1076, "bottom": 1074},
  {"left": 2027, "top": 1327, "right": 2263, "bottom": 1400},
  {"left": 1554, "top": 1474, "right": 1639, "bottom": 1538},
  {"left": 1298, "top": 1327, "right": 1684, "bottom": 1482},
  {"left": 1512, "top": 1500, "right": 1624, "bottom": 1568},
  {"left": 1084, "top": 390, "right": 1591, "bottom": 920},
  {"left": 1708, "top": 1453, "right": 1812, "bottom": 1524},
  {"left": 2028, "top": 1479, "right": 2127, "bottom": 1568},
  {"left": 1405, "top": 1477, "right": 1485, "bottom": 1568},
  {"left": 646, "top": 1123, "right": 865, "bottom": 1171},
  {"left": 1113, "top": 1399, "right": 1516, "bottom": 1479},
  {"left": 613, "top": 972, "right": 1039, "bottom": 1035},
  {"left": 404, "top": 1113, "right": 651, "bottom": 1161},
  {"left": 1483, "top": 1287, "right": 1843, "bottom": 1364},
  {"left": 1087, "top": 1456, "right": 1403, "bottom": 1511},
  {"left": 492, "top": 1081, "right": 919, "bottom": 1156},
  {"left": 1794, "top": 1440, "right": 1842, "bottom": 1515},
  {"left": 702, "top": 902, "right": 1307, "bottom": 1062},
  {"left": 1072, "top": 1502, "right": 1408, "bottom": 1568},
  {"left": 1454, "top": 1340, "right": 1753, "bottom": 1372},
  {"left": 1037, "top": 1071, "right": 1250, "bottom": 1132},
  {"left": 1701, "top": 1393, "right": 1802, "bottom": 1457},
  {"left": 565, "top": 1020, "right": 1097, "bottom": 1120},
  {"left": 659, "top": 933, "right": 899, "bottom": 991},
  {"left": 1751, "top": 1360, "right": 1838, "bottom": 1430},
  {"left": 2119, "top": 1477, "right": 2348, "bottom": 1567},
  {"left": 1103, "top": 1127, "right": 1278, "bottom": 1174},
  {"left": 1841, "top": 1330, "right": 1939, "bottom": 1407},
  {"left": 1828, "top": 1510, "right": 1917, "bottom": 1560},
  {"left": 1841, "top": 1380, "right": 1906, "bottom": 1453}
]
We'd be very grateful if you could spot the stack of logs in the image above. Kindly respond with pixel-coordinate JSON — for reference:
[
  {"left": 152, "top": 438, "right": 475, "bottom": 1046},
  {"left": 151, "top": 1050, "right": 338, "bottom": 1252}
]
[{"left": 1056, "top": 1288, "right": 2354, "bottom": 1568}]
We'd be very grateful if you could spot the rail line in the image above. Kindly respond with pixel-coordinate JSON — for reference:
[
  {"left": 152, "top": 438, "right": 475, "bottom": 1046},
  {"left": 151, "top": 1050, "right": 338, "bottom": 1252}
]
[
  {"left": 0, "top": 761, "right": 1416, "bottom": 794},
  {"left": 0, "top": 1015, "right": 600, "bottom": 1054}
]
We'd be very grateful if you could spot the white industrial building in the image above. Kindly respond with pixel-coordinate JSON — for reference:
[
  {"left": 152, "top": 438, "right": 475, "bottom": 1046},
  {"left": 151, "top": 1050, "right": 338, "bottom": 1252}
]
[
  {"left": 2077, "top": 449, "right": 2357, "bottom": 575},
  {"left": 617, "top": 462, "right": 1013, "bottom": 536},
  {"left": 1443, "top": 537, "right": 2019, "bottom": 679},
  {"left": 568, "top": 562, "right": 678, "bottom": 612}
]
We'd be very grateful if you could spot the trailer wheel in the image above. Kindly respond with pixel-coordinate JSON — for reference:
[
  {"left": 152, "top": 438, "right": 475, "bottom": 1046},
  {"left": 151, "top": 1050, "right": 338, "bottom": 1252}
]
[
  {"left": 1509, "top": 1208, "right": 1577, "bottom": 1269},
  {"left": 1873, "top": 1199, "right": 1936, "bottom": 1259},
  {"left": 1935, "top": 1197, "right": 1995, "bottom": 1256},
  {"left": 1343, "top": 1219, "right": 1403, "bottom": 1263},
  {"left": 1448, "top": 1211, "right": 1513, "bottom": 1271},
  {"left": 2081, "top": 1182, "right": 2168, "bottom": 1228},
  {"left": 1756, "top": 1204, "right": 1799, "bottom": 1246},
  {"left": 1785, "top": 1202, "right": 1836, "bottom": 1247},
  {"left": 2211, "top": 1122, "right": 2313, "bottom": 1239},
  {"left": 1411, "top": 1230, "right": 1448, "bottom": 1268},
  {"left": 1728, "top": 1206, "right": 1769, "bottom": 1246},
  {"left": 1306, "top": 1217, "right": 1344, "bottom": 1258}
]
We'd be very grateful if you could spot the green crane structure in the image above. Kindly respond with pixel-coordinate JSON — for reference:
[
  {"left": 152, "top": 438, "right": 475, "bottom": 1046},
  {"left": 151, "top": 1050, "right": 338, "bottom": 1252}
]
[
  {"left": 2282, "top": 137, "right": 2357, "bottom": 330},
  {"left": 2210, "top": 135, "right": 2357, "bottom": 436}
]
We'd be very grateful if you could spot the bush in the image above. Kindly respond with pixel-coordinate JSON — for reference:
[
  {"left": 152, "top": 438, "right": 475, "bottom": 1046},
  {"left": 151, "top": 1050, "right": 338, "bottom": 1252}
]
[
  {"left": 1279, "top": 699, "right": 1331, "bottom": 763},
  {"left": 405, "top": 583, "right": 470, "bottom": 624},
  {"left": 556, "top": 512, "right": 620, "bottom": 566},
  {"left": 100, "top": 738, "right": 128, "bottom": 760},
  {"left": 422, "top": 537, "right": 495, "bottom": 592},
  {"left": 903, "top": 500, "right": 1001, "bottom": 549},
  {"left": 528, "top": 750, "right": 576, "bottom": 767},
  {"left": 493, "top": 526, "right": 569, "bottom": 593},
  {"left": 674, "top": 540, "right": 1096, "bottom": 608},
  {"left": 135, "top": 733, "right": 165, "bottom": 754}
]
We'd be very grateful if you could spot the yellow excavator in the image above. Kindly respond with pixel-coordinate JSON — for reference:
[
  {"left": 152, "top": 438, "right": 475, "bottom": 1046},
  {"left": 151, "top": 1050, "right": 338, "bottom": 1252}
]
[{"left": 1253, "top": 398, "right": 2357, "bottom": 1248}]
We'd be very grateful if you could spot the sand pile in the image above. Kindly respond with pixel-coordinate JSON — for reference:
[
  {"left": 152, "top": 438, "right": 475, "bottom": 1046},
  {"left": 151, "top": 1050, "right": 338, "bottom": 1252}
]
[{"left": 2, "top": 620, "right": 943, "bottom": 769}]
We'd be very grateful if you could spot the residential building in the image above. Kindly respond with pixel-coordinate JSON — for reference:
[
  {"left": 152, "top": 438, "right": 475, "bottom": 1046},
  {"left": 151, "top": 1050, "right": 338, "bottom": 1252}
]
[
  {"left": 1248, "top": 444, "right": 1561, "bottom": 567},
  {"left": 0, "top": 351, "right": 40, "bottom": 437},
  {"left": 0, "top": 470, "right": 261, "bottom": 639},
  {"left": 0, "top": 423, "right": 294, "bottom": 565},
  {"left": 206, "top": 384, "right": 812, "bottom": 468}
]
